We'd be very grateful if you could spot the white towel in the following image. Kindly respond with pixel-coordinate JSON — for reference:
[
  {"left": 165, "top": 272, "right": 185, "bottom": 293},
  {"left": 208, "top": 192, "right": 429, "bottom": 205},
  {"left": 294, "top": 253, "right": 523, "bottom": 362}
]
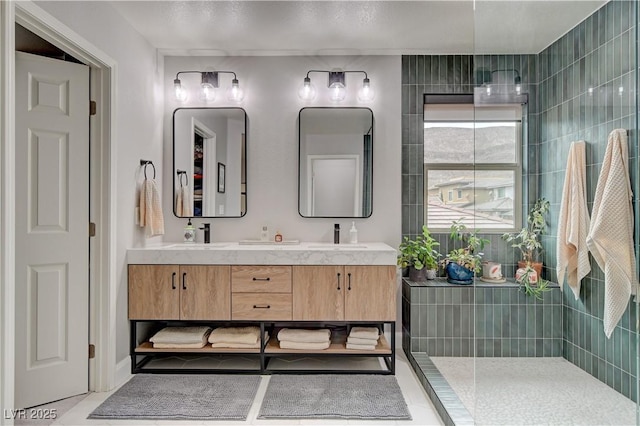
[
  {"left": 152, "top": 342, "right": 207, "bottom": 349},
  {"left": 210, "top": 333, "right": 269, "bottom": 349},
  {"left": 176, "top": 185, "right": 192, "bottom": 217},
  {"left": 209, "top": 326, "right": 261, "bottom": 345},
  {"left": 139, "top": 179, "right": 164, "bottom": 237},
  {"left": 586, "top": 129, "right": 638, "bottom": 338},
  {"left": 279, "top": 340, "right": 330, "bottom": 350},
  {"left": 277, "top": 328, "right": 331, "bottom": 343},
  {"left": 347, "top": 336, "right": 379, "bottom": 345},
  {"left": 556, "top": 141, "right": 591, "bottom": 299},
  {"left": 149, "top": 326, "right": 211, "bottom": 345},
  {"left": 346, "top": 342, "right": 377, "bottom": 351},
  {"left": 348, "top": 327, "right": 379, "bottom": 340}
]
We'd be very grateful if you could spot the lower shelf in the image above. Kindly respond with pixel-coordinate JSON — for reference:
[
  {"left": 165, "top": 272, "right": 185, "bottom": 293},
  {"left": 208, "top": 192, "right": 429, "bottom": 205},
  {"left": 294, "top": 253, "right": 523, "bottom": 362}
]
[
  {"left": 135, "top": 342, "right": 260, "bottom": 354},
  {"left": 264, "top": 335, "right": 391, "bottom": 355}
]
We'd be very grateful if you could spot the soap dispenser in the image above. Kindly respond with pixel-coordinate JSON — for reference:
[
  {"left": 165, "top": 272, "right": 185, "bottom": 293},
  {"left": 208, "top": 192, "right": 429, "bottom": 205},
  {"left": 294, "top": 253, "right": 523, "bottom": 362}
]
[
  {"left": 349, "top": 221, "right": 358, "bottom": 244},
  {"left": 184, "top": 218, "right": 196, "bottom": 243}
]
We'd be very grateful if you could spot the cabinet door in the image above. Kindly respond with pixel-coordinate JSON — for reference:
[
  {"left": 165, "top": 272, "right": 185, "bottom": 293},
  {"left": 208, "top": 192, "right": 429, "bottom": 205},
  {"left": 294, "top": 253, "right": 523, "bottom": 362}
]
[
  {"left": 292, "top": 265, "right": 344, "bottom": 321},
  {"left": 344, "top": 265, "right": 396, "bottom": 321},
  {"left": 180, "top": 265, "right": 231, "bottom": 320},
  {"left": 128, "top": 264, "right": 180, "bottom": 320}
]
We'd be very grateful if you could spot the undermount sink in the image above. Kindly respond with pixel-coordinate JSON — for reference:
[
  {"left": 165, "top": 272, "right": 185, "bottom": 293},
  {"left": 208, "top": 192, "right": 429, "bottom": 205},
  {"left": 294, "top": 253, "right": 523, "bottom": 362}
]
[
  {"left": 307, "top": 244, "right": 368, "bottom": 249},
  {"left": 165, "top": 243, "right": 229, "bottom": 249}
]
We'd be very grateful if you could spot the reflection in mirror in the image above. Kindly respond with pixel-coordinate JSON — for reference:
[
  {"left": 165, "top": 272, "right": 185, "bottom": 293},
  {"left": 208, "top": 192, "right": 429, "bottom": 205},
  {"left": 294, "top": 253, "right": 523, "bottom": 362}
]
[
  {"left": 298, "top": 107, "right": 373, "bottom": 218},
  {"left": 173, "top": 108, "right": 246, "bottom": 217}
]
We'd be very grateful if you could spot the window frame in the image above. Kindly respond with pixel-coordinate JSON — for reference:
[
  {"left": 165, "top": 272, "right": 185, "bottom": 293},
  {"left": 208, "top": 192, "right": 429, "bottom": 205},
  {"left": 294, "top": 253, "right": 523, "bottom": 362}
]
[{"left": 423, "top": 95, "right": 523, "bottom": 234}]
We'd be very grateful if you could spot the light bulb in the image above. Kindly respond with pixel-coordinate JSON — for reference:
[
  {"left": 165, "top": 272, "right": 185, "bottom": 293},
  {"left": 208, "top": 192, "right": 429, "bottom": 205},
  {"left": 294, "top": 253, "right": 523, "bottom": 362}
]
[
  {"left": 486, "top": 85, "right": 492, "bottom": 96},
  {"left": 514, "top": 75, "right": 521, "bottom": 95},
  {"left": 298, "top": 77, "right": 316, "bottom": 101},
  {"left": 357, "top": 77, "right": 375, "bottom": 102},
  {"left": 200, "top": 82, "right": 216, "bottom": 102},
  {"left": 227, "top": 79, "right": 244, "bottom": 102},
  {"left": 174, "top": 79, "right": 187, "bottom": 102},
  {"left": 328, "top": 82, "right": 346, "bottom": 102},
  {"left": 515, "top": 84, "right": 522, "bottom": 95}
]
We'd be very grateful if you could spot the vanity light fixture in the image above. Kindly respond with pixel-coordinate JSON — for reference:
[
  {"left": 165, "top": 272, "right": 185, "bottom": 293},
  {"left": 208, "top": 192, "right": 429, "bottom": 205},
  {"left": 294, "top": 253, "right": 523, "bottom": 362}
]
[
  {"left": 173, "top": 70, "right": 245, "bottom": 103},
  {"left": 478, "top": 68, "right": 522, "bottom": 96},
  {"left": 299, "top": 69, "right": 375, "bottom": 103}
]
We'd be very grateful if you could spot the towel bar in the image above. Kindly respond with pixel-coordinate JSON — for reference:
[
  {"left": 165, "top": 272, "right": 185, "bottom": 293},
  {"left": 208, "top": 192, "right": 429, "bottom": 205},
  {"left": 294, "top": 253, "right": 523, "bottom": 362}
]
[{"left": 140, "top": 159, "right": 156, "bottom": 180}]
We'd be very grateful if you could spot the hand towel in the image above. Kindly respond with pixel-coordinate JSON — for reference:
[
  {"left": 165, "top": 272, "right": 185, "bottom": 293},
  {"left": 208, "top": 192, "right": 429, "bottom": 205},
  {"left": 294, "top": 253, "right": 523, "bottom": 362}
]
[
  {"left": 149, "top": 326, "right": 212, "bottom": 345},
  {"left": 348, "top": 326, "right": 379, "bottom": 340},
  {"left": 347, "top": 336, "right": 380, "bottom": 345},
  {"left": 346, "top": 342, "right": 377, "bottom": 350},
  {"left": 208, "top": 326, "right": 261, "bottom": 345},
  {"left": 556, "top": 141, "right": 591, "bottom": 299},
  {"left": 279, "top": 340, "right": 331, "bottom": 350},
  {"left": 210, "top": 333, "right": 269, "bottom": 349},
  {"left": 152, "top": 342, "right": 207, "bottom": 349},
  {"left": 277, "top": 328, "right": 331, "bottom": 343},
  {"left": 139, "top": 178, "right": 165, "bottom": 237},
  {"left": 586, "top": 129, "right": 639, "bottom": 338},
  {"left": 176, "top": 185, "right": 192, "bottom": 217}
]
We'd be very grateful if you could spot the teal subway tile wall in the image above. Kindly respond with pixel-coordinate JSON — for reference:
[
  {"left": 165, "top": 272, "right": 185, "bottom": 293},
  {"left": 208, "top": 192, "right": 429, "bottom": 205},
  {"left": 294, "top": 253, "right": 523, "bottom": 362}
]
[{"left": 401, "top": 0, "right": 638, "bottom": 402}]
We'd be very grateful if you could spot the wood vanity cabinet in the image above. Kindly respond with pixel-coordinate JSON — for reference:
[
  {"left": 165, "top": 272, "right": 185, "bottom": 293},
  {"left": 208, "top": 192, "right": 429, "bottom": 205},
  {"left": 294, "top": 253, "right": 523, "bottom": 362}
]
[
  {"left": 231, "top": 265, "right": 292, "bottom": 320},
  {"left": 292, "top": 265, "right": 395, "bottom": 321},
  {"left": 128, "top": 264, "right": 230, "bottom": 320}
]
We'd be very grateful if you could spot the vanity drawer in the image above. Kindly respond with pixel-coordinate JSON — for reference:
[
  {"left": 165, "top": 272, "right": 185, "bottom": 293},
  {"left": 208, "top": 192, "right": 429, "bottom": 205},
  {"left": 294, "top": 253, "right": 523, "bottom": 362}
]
[
  {"left": 231, "top": 293, "right": 292, "bottom": 320},
  {"left": 231, "top": 265, "right": 292, "bottom": 293}
]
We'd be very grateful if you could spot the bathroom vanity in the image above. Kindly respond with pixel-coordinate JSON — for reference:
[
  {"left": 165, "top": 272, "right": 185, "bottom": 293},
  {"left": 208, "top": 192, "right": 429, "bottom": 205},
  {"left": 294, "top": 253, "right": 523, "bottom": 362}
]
[{"left": 127, "top": 242, "right": 397, "bottom": 374}]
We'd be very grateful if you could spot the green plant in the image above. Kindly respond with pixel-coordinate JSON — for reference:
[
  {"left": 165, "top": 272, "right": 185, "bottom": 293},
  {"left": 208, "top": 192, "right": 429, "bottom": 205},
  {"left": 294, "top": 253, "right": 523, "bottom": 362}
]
[
  {"left": 398, "top": 225, "right": 441, "bottom": 270},
  {"left": 444, "top": 220, "right": 490, "bottom": 273},
  {"left": 502, "top": 198, "right": 550, "bottom": 264},
  {"left": 518, "top": 265, "right": 551, "bottom": 300}
]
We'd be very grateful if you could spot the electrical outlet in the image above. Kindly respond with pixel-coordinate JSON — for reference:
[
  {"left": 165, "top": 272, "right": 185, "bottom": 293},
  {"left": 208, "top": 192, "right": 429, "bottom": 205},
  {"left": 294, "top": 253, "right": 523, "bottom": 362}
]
[{"left": 219, "top": 205, "right": 224, "bottom": 215}]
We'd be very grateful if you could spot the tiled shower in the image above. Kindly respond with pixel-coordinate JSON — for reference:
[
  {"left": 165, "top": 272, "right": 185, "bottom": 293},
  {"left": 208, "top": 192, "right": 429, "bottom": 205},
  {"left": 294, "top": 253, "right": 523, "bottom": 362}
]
[{"left": 401, "top": 0, "right": 639, "bottom": 417}]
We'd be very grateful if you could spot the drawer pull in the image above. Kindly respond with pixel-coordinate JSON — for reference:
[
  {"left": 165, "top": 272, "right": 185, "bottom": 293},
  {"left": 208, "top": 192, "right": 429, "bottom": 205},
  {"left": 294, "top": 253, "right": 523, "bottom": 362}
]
[
  {"left": 171, "top": 272, "right": 176, "bottom": 290},
  {"left": 347, "top": 272, "right": 352, "bottom": 291},
  {"left": 253, "top": 304, "right": 271, "bottom": 309},
  {"left": 252, "top": 277, "right": 271, "bottom": 281},
  {"left": 337, "top": 272, "right": 341, "bottom": 290},
  {"left": 182, "top": 272, "right": 187, "bottom": 290}
]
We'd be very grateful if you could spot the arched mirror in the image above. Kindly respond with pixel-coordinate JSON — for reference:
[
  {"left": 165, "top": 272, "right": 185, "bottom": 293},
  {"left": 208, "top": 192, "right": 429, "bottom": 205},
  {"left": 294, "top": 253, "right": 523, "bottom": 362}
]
[
  {"left": 298, "top": 107, "right": 373, "bottom": 218},
  {"left": 173, "top": 107, "right": 246, "bottom": 217}
]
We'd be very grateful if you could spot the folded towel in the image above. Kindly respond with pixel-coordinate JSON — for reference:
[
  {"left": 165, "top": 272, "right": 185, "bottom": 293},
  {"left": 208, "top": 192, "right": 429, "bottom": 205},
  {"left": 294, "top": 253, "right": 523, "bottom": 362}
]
[
  {"left": 139, "top": 179, "right": 164, "bottom": 237},
  {"left": 150, "top": 326, "right": 211, "bottom": 345},
  {"left": 209, "top": 326, "right": 261, "bottom": 345},
  {"left": 152, "top": 342, "right": 206, "bottom": 349},
  {"left": 279, "top": 340, "right": 331, "bottom": 350},
  {"left": 557, "top": 141, "right": 591, "bottom": 299},
  {"left": 587, "top": 129, "right": 639, "bottom": 338},
  {"left": 277, "top": 328, "right": 331, "bottom": 343},
  {"left": 347, "top": 336, "right": 379, "bottom": 345},
  {"left": 211, "top": 333, "right": 269, "bottom": 349},
  {"left": 176, "top": 185, "right": 192, "bottom": 217},
  {"left": 346, "top": 342, "right": 377, "bottom": 350},
  {"left": 348, "top": 327, "right": 379, "bottom": 340}
]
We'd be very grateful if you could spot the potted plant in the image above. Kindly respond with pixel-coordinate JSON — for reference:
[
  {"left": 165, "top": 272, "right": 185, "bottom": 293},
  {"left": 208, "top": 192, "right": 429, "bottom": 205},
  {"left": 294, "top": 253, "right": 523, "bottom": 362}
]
[
  {"left": 443, "top": 220, "right": 490, "bottom": 285},
  {"left": 502, "top": 198, "right": 550, "bottom": 277},
  {"left": 398, "top": 225, "right": 441, "bottom": 281},
  {"left": 516, "top": 264, "right": 551, "bottom": 300}
]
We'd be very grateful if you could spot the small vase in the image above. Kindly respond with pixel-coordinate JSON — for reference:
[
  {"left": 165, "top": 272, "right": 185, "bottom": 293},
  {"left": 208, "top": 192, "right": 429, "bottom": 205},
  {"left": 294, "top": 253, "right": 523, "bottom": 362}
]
[
  {"left": 409, "top": 266, "right": 427, "bottom": 282},
  {"left": 515, "top": 267, "right": 538, "bottom": 284},
  {"left": 445, "top": 262, "right": 474, "bottom": 285},
  {"left": 425, "top": 269, "right": 437, "bottom": 280},
  {"left": 518, "top": 261, "right": 542, "bottom": 278}
]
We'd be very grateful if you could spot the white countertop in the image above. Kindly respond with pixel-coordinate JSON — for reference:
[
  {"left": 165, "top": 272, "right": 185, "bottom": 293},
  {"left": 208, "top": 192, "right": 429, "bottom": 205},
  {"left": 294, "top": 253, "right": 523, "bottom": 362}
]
[{"left": 127, "top": 241, "right": 397, "bottom": 265}]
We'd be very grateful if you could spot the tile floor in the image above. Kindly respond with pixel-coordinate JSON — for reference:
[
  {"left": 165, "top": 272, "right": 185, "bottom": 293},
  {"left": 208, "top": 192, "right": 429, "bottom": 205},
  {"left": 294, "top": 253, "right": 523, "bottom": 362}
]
[{"left": 45, "top": 351, "right": 443, "bottom": 426}]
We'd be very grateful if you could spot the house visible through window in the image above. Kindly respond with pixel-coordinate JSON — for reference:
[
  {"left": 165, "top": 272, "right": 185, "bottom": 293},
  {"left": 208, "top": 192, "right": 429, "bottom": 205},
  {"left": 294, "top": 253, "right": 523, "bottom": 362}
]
[{"left": 424, "top": 94, "right": 523, "bottom": 232}]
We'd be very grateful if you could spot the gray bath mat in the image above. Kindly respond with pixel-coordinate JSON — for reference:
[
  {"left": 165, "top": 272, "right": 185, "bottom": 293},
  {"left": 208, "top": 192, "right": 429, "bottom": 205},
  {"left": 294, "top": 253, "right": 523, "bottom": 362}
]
[
  {"left": 88, "top": 374, "right": 261, "bottom": 420},
  {"left": 258, "top": 375, "right": 412, "bottom": 420}
]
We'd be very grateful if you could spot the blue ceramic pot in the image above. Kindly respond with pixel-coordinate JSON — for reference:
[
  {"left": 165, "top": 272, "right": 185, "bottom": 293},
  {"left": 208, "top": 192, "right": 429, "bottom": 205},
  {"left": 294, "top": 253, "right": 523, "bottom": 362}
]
[{"left": 446, "top": 262, "right": 474, "bottom": 285}]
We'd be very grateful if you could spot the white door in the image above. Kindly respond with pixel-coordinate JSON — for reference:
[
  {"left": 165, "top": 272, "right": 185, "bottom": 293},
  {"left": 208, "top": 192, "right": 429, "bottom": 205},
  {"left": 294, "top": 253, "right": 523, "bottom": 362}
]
[
  {"left": 14, "top": 52, "right": 89, "bottom": 408},
  {"left": 310, "top": 157, "right": 359, "bottom": 216}
]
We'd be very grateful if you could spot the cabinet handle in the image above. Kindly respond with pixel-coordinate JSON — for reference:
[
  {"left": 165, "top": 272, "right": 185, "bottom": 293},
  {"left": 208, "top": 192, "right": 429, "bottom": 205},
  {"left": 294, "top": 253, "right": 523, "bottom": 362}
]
[
  {"left": 252, "top": 277, "right": 271, "bottom": 281},
  {"left": 182, "top": 272, "right": 187, "bottom": 290},
  {"left": 347, "top": 272, "right": 352, "bottom": 291},
  {"left": 171, "top": 272, "right": 176, "bottom": 290},
  {"left": 337, "top": 272, "right": 341, "bottom": 290},
  {"left": 253, "top": 305, "right": 271, "bottom": 309}
]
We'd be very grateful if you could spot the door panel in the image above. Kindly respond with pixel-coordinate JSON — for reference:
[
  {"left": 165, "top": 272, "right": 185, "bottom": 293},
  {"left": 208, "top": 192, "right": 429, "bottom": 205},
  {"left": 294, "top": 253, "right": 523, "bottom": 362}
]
[
  {"left": 292, "top": 266, "right": 344, "bottom": 321},
  {"left": 180, "top": 265, "right": 230, "bottom": 320},
  {"left": 15, "top": 52, "right": 90, "bottom": 408},
  {"left": 344, "top": 266, "right": 396, "bottom": 321},
  {"left": 128, "top": 265, "right": 180, "bottom": 320}
]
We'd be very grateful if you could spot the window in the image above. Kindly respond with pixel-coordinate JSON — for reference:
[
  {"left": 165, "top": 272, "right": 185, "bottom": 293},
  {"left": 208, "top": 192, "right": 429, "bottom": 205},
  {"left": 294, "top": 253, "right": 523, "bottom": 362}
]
[{"left": 424, "top": 94, "right": 522, "bottom": 232}]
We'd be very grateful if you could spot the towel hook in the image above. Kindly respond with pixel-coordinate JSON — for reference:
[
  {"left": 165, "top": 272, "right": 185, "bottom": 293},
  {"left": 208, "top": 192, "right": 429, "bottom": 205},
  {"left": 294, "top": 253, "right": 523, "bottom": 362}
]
[
  {"left": 176, "top": 169, "right": 188, "bottom": 187},
  {"left": 140, "top": 159, "right": 155, "bottom": 180}
]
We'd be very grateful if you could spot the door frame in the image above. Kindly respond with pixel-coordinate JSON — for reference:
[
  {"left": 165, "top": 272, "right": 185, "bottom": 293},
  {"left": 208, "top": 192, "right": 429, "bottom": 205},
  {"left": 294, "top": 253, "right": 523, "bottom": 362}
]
[{"left": 1, "top": 0, "right": 117, "bottom": 415}]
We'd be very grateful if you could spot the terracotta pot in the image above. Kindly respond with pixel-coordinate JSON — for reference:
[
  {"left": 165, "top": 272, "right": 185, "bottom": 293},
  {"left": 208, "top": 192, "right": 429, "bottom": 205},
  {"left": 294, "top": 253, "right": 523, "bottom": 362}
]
[
  {"left": 518, "top": 261, "right": 542, "bottom": 278},
  {"left": 409, "top": 266, "right": 427, "bottom": 282}
]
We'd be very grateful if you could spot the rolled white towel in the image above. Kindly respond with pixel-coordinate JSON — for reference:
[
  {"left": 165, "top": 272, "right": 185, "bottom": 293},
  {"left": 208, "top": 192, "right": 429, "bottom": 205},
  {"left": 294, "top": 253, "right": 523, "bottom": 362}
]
[
  {"left": 347, "top": 336, "right": 379, "bottom": 345},
  {"left": 348, "top": 327, "right": 379, "bottom": 340},
  {"left": 346, "top": 342, "right": 377, "bottom": 351},
  {"left": 150, "top": 326, "right": 211, "bottom": 345},
  {"left": 279, "top": 340, "right": 330, "bottom": 350},
  {"left": 209, "top": 326, "right": 261, "bottom": 345},
  {"left": 152, "top": 342, "right": 207, "bottom": 349},
  {"left": 277, "top": 328, "right": 331, "bottom": 343},
  {"left": 211, "top": 332, "right": 269, "bottom": 349}
]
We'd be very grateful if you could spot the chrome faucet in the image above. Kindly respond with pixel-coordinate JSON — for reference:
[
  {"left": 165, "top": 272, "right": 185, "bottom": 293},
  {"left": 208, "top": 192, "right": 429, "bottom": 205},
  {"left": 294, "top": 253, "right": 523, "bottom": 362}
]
[{"left": 199, "top": 223, "right": 211, "bottom": 244}]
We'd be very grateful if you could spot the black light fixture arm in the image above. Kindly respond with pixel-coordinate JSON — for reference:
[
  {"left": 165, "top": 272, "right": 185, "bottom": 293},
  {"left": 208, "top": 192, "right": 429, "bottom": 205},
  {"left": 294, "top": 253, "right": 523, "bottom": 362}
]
[
  {"left": 305, "top": 69, "right": 368, "bottom": 79},
  {"left": 174, "top": 70, "right": 238, "bottom": 84}
]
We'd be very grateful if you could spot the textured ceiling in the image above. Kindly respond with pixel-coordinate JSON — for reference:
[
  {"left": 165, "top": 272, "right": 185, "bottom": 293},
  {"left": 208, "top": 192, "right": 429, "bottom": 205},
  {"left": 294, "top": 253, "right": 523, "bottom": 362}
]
[{"left": 110, "top": 1, "right": 606, "bottom": 55}]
